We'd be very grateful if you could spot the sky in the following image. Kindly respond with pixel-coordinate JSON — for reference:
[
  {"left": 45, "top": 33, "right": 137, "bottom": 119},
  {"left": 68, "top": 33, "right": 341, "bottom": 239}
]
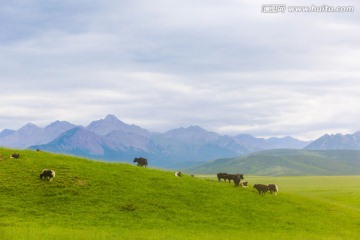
[{"left": 1, "top": 0, "right": 360, "bottom": 140}]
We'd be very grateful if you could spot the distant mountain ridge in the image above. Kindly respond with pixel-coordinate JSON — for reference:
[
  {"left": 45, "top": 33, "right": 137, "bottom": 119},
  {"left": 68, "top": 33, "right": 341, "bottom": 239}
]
[
  {"left": 304, "top": 132, "right": 360, "bottom": 150},
  {"left": 0, "top": 114, "right": 311, "bottom": 168},
  {"left": 86, "top": 114, "right": 150, "bottom": 137},
  {"left": 0, "top": 121, "right": 76, "bottom": 149},
  {"left": 234, "top": 134, "right": 307, "bottom": 151}
]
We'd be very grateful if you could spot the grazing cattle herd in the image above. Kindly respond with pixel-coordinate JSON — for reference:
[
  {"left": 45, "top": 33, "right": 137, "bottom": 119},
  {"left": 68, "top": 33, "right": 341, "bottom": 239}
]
[
  {"left": 2, "top": 152, "right": 278, "bottom": 195},
  {"left": 130, "top": 157, "right": 278, "bottom": 195},
  {"left": 217, "top": 173, "right": 244, "bottom": 186},
  {"left": 253, "top": 183, "right": 279, "bottom": 195},
  {"left": 217, "top": 172, "right": 278, "bottom": 195}
]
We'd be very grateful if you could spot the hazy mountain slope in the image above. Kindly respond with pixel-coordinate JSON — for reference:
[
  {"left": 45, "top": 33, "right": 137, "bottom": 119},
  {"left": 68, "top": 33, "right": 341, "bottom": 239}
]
[
  {"left": 151, "top": 126, "right": 251, "bottom": 165},
  {"left": 187, "top": 149, "right": 360, "bottom": 176},
  {"left": 30, "top": 126, "right": 167, "bottom": 166},
  {"left": 105, "top": 130, "right": 155, "bottom": 151},
  {"left": 304, "top": 132, "right": 360, "bottom": 150},
  {"left": 0, "top": 121, "right": 76, "bottom": 149},
  {"left": 40, "top": 120, "right": 77, "bottom": 143},
  {"left": 0, "top": 123, "right": 42, "bottom": 148},
  {"left": 0, "top": 129, "right": 15, "bottom": 138},
  {"left": 87, "top": 114, "right": 150, "bottom": 137},
  {"left": 235, "top": 134, "right": 311, "bottom": 151},
  {"left": 266, "top": 136, "right": 311, "bottom": 149},
  {"left": 33, "top": 127, "right": 108, "bottom": 155}
]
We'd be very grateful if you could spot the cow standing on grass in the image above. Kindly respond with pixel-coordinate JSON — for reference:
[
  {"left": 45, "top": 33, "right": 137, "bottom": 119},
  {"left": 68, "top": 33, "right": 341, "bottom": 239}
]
[
  {"left": 217, "top": 173, "right": 228, "bottom": 182},
  {"left": 40, "top": 169, "right": 56, "bottom": 181},
  {"left": 232, "top": 174, "right": 245, "bottom": 187},
  {"left": 133, "top": 157, "right": 148, "bottom": 167},
  {"left": 227, "top": 174, "right": 244, "bottom": 183},
  {"left": 253, "top": 184, "right": 279, "bottom": 195},
  {"left": 217, "top": 173, "right": 244, "bottom": 183},
  {"left": 253, "top": 184, "right": 269, "bottom": 195},
  {"left": 268, "top": 184, "right": 279, "bottom": 194}
]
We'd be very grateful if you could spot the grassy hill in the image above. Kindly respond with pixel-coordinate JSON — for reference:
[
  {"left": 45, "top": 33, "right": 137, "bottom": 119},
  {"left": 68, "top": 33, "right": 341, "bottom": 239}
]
[
  {"left": 187, "top": 149, "right": 360, "bottom": 175},
  {"left": 0, "top": 147, "right": 360, "bottom": 239}
]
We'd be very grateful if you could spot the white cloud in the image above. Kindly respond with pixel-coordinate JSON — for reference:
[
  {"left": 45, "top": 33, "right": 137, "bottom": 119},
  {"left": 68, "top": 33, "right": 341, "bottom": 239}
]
[{"left": 1, "top": 0, "right": 360, "bottom": 140}]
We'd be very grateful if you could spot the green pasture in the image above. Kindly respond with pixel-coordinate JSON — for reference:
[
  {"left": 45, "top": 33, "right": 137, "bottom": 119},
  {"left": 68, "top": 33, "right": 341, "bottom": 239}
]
[
  {"left": 0, "top": 148, "right": 360, "bottom": 239},
  {"left": 198, "top": 174, "right": 360, "bottom": 212}
]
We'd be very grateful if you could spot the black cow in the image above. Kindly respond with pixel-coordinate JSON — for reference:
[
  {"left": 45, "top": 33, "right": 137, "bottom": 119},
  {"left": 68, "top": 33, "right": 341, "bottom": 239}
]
[
  {"left": 253, "top": 184, "right": 269, "bottom": 195},
  {"left": 233, "top": 175, "right": 241, "bottom": 187},
  {"left": 217, "top": 173, "right": 228, "bottom": 182},
  {"left": 231, "top": 174, "right": 244, "bottom": 187},
  {"left": 226, "top": 174, "right": 244, "bottom": 183},
  {"left": 10, "top": 153, "right": 20, "bottom": 159},
  {"left": 40, "top": 169, "right": 56, "bottom": 181},
  {"left": 133, "top": 157, "right": 148, "bottom": 167}
]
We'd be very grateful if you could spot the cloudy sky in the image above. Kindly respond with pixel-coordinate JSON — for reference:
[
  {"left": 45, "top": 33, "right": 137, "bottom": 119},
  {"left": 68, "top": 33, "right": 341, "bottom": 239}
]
[{"left": 1, "top": 0, "right": 359, "bottom": 140}]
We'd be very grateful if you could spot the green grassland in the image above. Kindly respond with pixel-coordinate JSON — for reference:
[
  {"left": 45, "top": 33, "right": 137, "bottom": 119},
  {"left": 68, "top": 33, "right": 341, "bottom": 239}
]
[
  {"left": 198, "top": 175, "right": 360, "bottom": 213},
  {"left": 1, "top": 148, "right": 360, "bottom": 240}
]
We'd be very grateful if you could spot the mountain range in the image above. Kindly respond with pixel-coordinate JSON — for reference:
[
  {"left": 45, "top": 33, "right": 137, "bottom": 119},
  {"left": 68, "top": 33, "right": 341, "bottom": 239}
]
[
  {"left": 0, "top": 114, "right": 311, "bottom": 168},
  {"left": 304, "top": 132, "right": 360, "bottom": 150},
  {"left": 0, "top": 121, "right": 76, "bottom": 149},
  {"left": 3, "top": 114, "right": 360, "bottom": 169}
]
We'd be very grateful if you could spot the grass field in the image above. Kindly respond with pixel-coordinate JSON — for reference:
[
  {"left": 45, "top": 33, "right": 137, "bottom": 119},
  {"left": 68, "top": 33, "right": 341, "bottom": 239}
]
[
  {"left": 198, "top": 175, "right": 360, "bottom": 213},
  {"left": 1, "top": 148, "right": 360, "bottom": 239}
]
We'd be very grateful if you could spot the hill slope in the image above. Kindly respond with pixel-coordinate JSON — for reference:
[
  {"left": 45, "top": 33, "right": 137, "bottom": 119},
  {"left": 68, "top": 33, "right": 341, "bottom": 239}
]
[
  {"left": 0, "top": 148, "right": 359, "bottom": 239},
  {"left": 187, "top": 149, "right": 360, "bottom": 175}
]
